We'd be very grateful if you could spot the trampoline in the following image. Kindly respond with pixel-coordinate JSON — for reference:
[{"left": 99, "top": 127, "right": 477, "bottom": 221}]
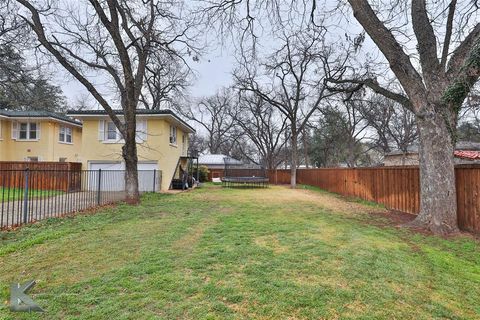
[
  {"left": 222, "top": 176, "right": 269, "bottom": 188},
  {"left": 221, "top": 157, "right": 269, "bottom": 188}
]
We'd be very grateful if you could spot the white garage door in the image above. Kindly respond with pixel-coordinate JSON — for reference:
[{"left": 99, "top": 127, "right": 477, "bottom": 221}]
[
  {"left": 138, "top": 162, "right": 159, "bottom": 192},
  {"left": 89, "top": 162, "right": 125, "bottom": 191},
  {"left": 89, "top": 161, "right": 158, "bottom": 192}
]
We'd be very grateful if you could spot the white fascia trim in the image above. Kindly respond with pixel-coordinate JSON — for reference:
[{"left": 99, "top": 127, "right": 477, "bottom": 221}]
[
  {"left": 8, "top": 116, "right": 82, "bottom": 128},
  {"left": 69, "top": 114, "right": 195, "bottom": 133}
]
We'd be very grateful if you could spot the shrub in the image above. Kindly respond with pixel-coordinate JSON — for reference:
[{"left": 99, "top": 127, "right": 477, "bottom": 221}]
[{"left": 198, "top": 165, "right": 209, "bottom": 182}]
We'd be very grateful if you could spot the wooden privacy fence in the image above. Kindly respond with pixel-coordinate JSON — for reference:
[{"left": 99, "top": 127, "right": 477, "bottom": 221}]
[
  {"left": 295, "top": 167, "right": 420, "bottom": 214},
  {"left": 267, "top": 169, "right": 291, "bottom": 185},
  {"left": 269, "top": 166, "right": 480, "bottom": 234},
  {"left": 0, "top": 162, "right": 82, "bottom": 192}
]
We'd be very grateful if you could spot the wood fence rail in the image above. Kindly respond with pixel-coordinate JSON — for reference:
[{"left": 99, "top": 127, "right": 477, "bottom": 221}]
[
  {"left": 267, "top": 166, "right": 480, "bottom": 234},
  {"left": 0, "top": 162, "right": 82, "bottom": 192}
]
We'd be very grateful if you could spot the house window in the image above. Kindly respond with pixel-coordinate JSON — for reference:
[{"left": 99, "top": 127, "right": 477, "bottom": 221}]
[
  {"left": 27, "top": 156, "right": 39, "bottom": 162},
  {"left": 59, "top": 157, "right": 67, "bottom": 162},
  {"left": 16, "top": 122, "right": 39, "bottom": 140},
  {"left": 106, "top": 121, "right": 118, "bottom": 140},
  {"left": 59, "top": 126, "right": 73, "bottom": 143},
  {"left": 170, "top": 125, "right": 177, "bottom": 144}
]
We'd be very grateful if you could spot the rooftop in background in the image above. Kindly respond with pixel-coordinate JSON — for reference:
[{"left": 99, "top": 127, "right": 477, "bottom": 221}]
[
  {"left": 67, "top": 109, "right": 195, "bottom": 133},
  {"left": 0, "top": 109, "right": 81, "bottom": 127},
  {"left": 198, "top": 154, "right": 242, "bottom": 166},
  {"left": 454, "top": 150, "right": 480, "bottom": 160}
]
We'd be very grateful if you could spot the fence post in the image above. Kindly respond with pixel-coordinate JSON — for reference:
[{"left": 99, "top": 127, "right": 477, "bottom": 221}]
[
  {"left": 153, "top": 169, "right": 156, "bottom": 192},
  {"left": 23, "top": 169, "right": 29, "bottom": 224},
  {"left": 97, "top": 169, "right": 102, "bottom": 205}
]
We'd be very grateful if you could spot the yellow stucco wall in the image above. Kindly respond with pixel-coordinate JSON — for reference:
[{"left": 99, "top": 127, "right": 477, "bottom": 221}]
[
  {"left": 0, "top": 119, "right": 81, "bottom": 162},
  {"left": 79, "top": 117, "right": 189, "bottom": 191},
  {"left": 0, "top": 119, "right": 7, "bottom": 161}
]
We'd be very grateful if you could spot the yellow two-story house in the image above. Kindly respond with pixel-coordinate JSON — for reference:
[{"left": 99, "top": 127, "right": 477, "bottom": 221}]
[
  {"left": 0, "top": 110, "right": 82, "bottom": 162},
  {"left": 67, "top": 109, "right": 195, "bottom": 191}
]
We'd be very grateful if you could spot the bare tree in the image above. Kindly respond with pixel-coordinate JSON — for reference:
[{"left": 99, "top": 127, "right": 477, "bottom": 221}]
[
  {"left": 140, "top": 51, "right": 192, "bottom": 110},
  {"left": 188, "top": 133, "right": 208, "bottom": 156},
  {"left": 234, "top": 28, "right": 338, "bottom": 187},
  {"left": 233, "top": 92, "right": 289, "bottom": 169},
  {"left": 359, "top": 94, "right": 418, "bottom": 155},
  {"left": 311, "top": 95, "right": 372, "bottom": 167},
  {"left": 182, "top": 88, "right": 239, "bottom": 154},
  {"left": 1, "top": 1, "right": 28, "bottom": 43},
  {"left": 13, "top": 0, "right": 195, "bottom": 203}
]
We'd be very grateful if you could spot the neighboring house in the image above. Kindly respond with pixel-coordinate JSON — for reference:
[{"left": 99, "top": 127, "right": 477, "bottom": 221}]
[
  {"left": 0, "top": 110, "right": 82, "bottom": 162},
  {"left": 384, "top": 141, "right": 480, "bottom": 166},
  {"left": 198, "top": 154, "right": 243, "bottom": 180},
  {"left": 67, "top": 109, "right": 195, "bottom": 191},
  {"left": 198, "top": 154, "right": 242, "bottom": 169}
]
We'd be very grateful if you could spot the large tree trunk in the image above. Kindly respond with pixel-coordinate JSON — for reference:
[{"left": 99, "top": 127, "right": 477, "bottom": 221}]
[
  {"left": 122, "top": 119, "right": 140, "bottom": 205},
  {"left": 290, "top": 133, "right": 298, "bottom": 188},
  {"left": 410, "top": 109, "right": 459, "bottom": 234}
]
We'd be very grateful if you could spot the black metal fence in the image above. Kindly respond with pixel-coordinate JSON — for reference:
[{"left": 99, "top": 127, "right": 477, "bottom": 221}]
[{"left": 0, "top": 169, "right": 161, "bottom": 230}]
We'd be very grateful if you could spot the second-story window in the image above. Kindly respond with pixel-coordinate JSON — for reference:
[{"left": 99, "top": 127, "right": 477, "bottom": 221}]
[
  {"left": 15, "top": 122, "right": 39, "bottom": 140},
  {"left": 59, "top": 126, "right": 73, "bottom": 143},
  {"left": 169, "top": 125, "right": 177, "bottom": 145},
  {"left": 106, "top": 121, "right": 118, "bottom": 140}
]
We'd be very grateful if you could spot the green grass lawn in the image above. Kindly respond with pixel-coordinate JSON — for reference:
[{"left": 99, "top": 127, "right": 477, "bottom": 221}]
[
  {"left": 0, "top": 187, "right": 63, "bottom": 201},
  {"left": 0, "top": 185, "right": 479, "bottom": 319}
]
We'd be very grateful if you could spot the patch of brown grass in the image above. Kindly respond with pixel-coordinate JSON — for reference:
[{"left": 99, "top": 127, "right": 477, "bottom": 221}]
[
  {"left": 221, "top": 186, "right": 387, "bottom": 216},
  {"left": 254, "top": 234, "right": 289, "bottom": 254}
]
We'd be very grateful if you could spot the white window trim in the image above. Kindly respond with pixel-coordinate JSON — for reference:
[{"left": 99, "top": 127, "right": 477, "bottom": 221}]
[
  {"left": 99, "top": 120, "right": 124, "bottom": 144},
  {"left": 169, "top": 125, "right": 177, "bottom": 146},
  {"left": 105, "top": 121, "right": 120, "bottom": 142},
  {"left": 136, "top": 119, "right": 147, "bottom": 143},
  {"left": 59, "top": 125, "right": 73, "bottom": 144},
  {"left": 98, "top": 119, "right": 147, "bottom": 144},
  {"left": 12, "top": 121, "right": 40, "bottom": 141}
]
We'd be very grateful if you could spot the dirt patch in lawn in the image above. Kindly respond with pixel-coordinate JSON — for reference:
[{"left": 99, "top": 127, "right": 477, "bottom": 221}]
[{"left": 369, "top": 210, "right": 417, "bottom": 227}]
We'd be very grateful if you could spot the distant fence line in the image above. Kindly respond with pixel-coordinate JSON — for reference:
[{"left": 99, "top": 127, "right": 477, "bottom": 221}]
[{"left": 207, "top": 166, "right": 479, "bottom": 233}]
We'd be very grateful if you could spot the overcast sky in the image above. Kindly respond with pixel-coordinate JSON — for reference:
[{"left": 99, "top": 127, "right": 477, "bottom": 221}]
[{"left": 58, "top": 46, "right": 237, "bottom": 107}]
